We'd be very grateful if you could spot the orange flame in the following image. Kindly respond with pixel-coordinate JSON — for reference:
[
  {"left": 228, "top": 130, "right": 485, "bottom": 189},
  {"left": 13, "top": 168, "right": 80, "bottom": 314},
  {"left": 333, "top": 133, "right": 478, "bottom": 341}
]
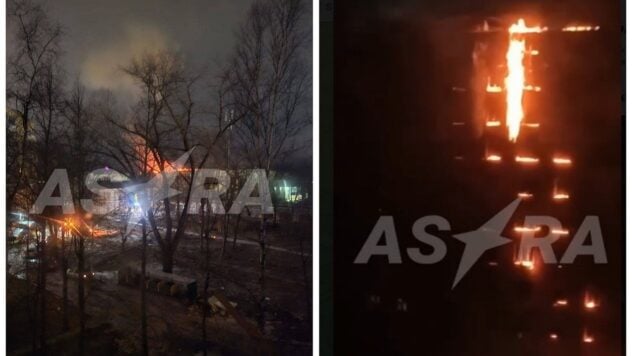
[
  {"left": 553, "top": 157, "right": 572, "bottom": 166},
  {"left": 513, "top": 246, "right": 536, "bottom": 270},
  {"left": 486, "top": 154, "right": 502, "bottom": 163},
  {"left": 553, "top": 299, "right": 568, "bottom": 307},
  {"left": 584, "top": 292, "right": 598, "bottom": 310},
  {"left": 505, "top": 21, "right": 527, "bottom": 142},
  {"left": 486, "top": 77, "right": 503, "bottom": 93},
  {"left": 563, "top": 25, "right": 600, "bottom": 32},
  {"left": 515, "top": 155, "right": 539, "bottom": 164},
  {"left": 553, "top": 182, "right": 570, "bottom": 201},
  {"left": 514, "top": 226, "right": 541, "bottom": 233},
  {"left": 551, "top": 228, "right": 570, "bottom": 236},
  {"left": 504, "top": 20, "right": 545, "bottom": 142}
]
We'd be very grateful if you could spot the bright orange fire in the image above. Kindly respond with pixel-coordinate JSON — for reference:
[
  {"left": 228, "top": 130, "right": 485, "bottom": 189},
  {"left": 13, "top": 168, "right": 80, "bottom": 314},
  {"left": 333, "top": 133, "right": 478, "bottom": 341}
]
[
  {"left": 553, "top": 299, "right": 568, "bottom": 307},
  {"left": 486, "top": 154, "right": 502, "bottom": 162},
  {"left": 563, "top": 25, "right": 600, "bottom": 32},
  {"left": 552, "top": 157, "right": 572, "bottom": 166},
  {"left": 523, "top": 84, "right": 541, "bottom": 92},
  {"left": 553, "top": 182, "right": 570, "bottom": 201},
  {"left": 517, "top": 192, "right": 533, "bottom": 199},
  {"left": 504, "top": 19, "right": 545, "bottom": 142},
  {"left": 514, "top": 226, "right": 541, "bottom": 233},
  {"left": 515, "top": 155, "right": 539, "bottom": 164},
  {"left": 505, "top": 21, "right": 527, "bottom": 142},
  {"left": 486, "top": 77, "right": 503, "bottom": 93},
  {"left": 513, "top": 247, "right": 536, "bottom": 271},
  {"left": 129, "top": 134, "right": 191, "bottom": 174},
  {"left": 551, "top": 228, "right": 570, "bottom": 236},
  {"left": 584, "top": 292, "right": 598, "bottom": 310}
]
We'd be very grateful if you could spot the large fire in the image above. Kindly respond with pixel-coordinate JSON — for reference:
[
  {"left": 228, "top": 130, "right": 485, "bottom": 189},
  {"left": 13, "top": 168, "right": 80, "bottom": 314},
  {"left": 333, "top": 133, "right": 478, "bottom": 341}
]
[
  {"left": 505, "top": 21, "right": 527, "bottom": 142},
  {"left": 504, "top": 19, "right": 544, "bottom": 142}
]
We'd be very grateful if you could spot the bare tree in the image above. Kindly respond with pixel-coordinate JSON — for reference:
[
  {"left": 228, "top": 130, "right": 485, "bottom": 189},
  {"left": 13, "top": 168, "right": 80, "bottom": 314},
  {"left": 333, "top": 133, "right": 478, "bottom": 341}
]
[
  {"left": 7, "top": 0, "right": 63, "bottom": 209},
  {"left": 101, "top": 51, "right": 238, "bottom": 274},
  {"left": 71, "top": 227, "right": 86, "bottom": 355},
  {"left": 9, "top": 5, "right": 66, "bottom": 349},
  {"left": 140, "top": 218, "right": 149, "bottom": 356},
  {"left": 224, "top": 0, "right": 311, "bottom": 331}
]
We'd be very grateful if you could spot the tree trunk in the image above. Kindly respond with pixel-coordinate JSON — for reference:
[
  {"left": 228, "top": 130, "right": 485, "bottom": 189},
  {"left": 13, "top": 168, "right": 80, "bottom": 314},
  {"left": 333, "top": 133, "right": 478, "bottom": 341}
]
[
  {"left": 161, "top": 248, "right": 174, "bottom": 273},
  {"left": 257, "top": 215, "right": 267, "bottom": 332},
  {"left": 221, "top": 215, "right": 229, "bottom": 259},
  {"left": 39, "top": 226, "right": 48, "bottom": 355},
  {"left": 297, "top": 218, "right": 311, "bottom": 324},
  {"left": 201, "top": 204, "right": 211, "bottom": 356},
  {"left": 141, "top": 219, "right": 149, "bottom": 356},
  {"left": 26, "top": 223, "right": 36, "bottom": 354},
  {"left": 76, "top": 234, "right": 85, "bottom": 355},
  {"left": 232, "top": 214, "right": 241, "bottom": 249},
  {"left": 61, "top": 228, "right": 69, "bottom": 331}
]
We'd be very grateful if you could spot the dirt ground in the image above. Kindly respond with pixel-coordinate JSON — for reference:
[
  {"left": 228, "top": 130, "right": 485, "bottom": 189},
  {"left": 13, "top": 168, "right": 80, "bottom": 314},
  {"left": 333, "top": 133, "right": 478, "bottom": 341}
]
[{"left": 8, "top": 213, "right": 312, "bottom": 355}]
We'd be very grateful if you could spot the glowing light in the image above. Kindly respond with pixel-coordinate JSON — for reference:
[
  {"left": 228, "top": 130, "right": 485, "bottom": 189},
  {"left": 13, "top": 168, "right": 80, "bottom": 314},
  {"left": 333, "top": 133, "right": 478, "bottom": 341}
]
[
  {"left": 583, "top": 329, "right": 594, "bottom": 343},
  {"left": 553, "top": 299, "right": 568, "bottom": 307},
  {"left": 549, "top": 333, "right": 558, "bottom": 340},
  {"left": 551, "top": 229, "right": 569, "bottom": 236},
  {"left": 553, "top": 157, "right": 572, "bottom": 165},
  {"left": 514, "top": 226, "right": 541, "bottom": 233},
  {"left": 515, "top": 155, "right": 539, "bottom": 164},
  {"left": 523, "top": 84, "right": 541, "bottom": 92},
  {"left": 486, "top": 120, "right": 502, "bottom": 127},
  {"left": 519, "top": 260, "right": 534, "bottom": 270},
  {"left": 552, "top": 180, "right": 570, "bottom": 201},
  {"left": 517, "top": 192, "right": 533, "bottom": 199},
  {"left": 513, "top": 247, "right": 536, "bottom": 271},
  {"left": 529, "top": 49, "right": 539, "bottom": 55},
  {"left": 522, "top": 122, "right": 540, "bottom": 128},
  {"left": 505, "top": 21, "right": 527, "bottom": 142},
  {"left": 486, "top": 154, "right": 502, "bottom": 162},
  {"left": 509, "top": 20, "right": 548, "bottom": 34},
  {"left": 563, "top": 25, "right": 600, "bottom": 32},
  {"left": 553, "top": 193, "right": 570, "bottom": 200},
  {"left": 584, "top": 292, "right": 598, "bottom": 310},
  {"left": 486, "top": 77, "right": 503, "bottom": 93}
]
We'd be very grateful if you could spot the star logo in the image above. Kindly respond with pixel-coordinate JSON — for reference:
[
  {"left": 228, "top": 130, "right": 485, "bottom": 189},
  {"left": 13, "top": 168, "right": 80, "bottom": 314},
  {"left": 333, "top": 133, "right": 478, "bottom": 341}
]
[
  {"left": 451, "top": 198, "right": 521, "bottom": 288},
  {"left": 123, "top": 149, "right": 194, "bottom": 235}
]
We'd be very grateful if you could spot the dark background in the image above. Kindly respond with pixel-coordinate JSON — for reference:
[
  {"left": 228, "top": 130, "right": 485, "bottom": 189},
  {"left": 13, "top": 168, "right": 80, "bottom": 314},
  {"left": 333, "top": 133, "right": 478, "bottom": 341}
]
[{"left": 331, "top": 0, "right": 623, "bottom": 354}]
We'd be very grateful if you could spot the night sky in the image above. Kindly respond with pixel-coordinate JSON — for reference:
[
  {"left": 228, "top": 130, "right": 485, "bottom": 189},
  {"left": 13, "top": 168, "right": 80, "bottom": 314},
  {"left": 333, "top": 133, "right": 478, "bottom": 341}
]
[{"left": 45, "top": 0, "right": 253, "bottom": 102}]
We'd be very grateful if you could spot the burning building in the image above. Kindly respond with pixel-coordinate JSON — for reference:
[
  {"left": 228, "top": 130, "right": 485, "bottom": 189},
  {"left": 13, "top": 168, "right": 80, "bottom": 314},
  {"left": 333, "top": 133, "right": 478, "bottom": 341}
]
[{"left": 448, "top": 16, "right": 615, "bottom": 353}]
